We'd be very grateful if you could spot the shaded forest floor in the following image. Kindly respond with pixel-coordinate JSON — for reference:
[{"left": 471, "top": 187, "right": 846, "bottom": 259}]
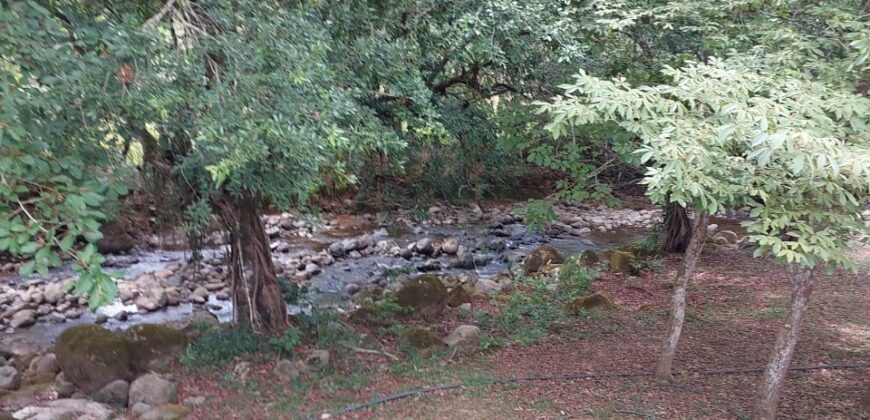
[{"left": 177, "top": 246, "right": 870, "bottom": 419}]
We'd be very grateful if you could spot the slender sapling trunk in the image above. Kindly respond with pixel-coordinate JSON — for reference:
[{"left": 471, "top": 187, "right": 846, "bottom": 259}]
[
  {"left": 654, "top": 211, "right": 709, "bottom": 380},
  {"left": 751, "top": 267, "right": 815, "bottom": 420}
]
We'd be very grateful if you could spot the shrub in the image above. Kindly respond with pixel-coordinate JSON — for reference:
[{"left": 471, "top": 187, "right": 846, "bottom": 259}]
[
  {"left": 181, "top": 326, "right": 264, "bottom": 366},
  {"left": 557, "top": 258, "right": 597, "bottom": 297}
]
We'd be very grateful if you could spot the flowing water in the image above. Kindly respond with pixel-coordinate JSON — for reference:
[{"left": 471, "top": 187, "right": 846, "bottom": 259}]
[{"left": 0, "top": 219, "right": 646, "bottom": 354}]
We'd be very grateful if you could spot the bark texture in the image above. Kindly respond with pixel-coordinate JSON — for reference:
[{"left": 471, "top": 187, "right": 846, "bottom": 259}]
[
  {"left": 751, "top": 267, "right": 815, "bottom": 420},
  {"left": 663, "top": 202, "right": 692, "bottom": 253},
  {"left": 215, "top": 196, "right": 288, "bottom": 333},
  {"left": 654, "top": 211, "right": 709, "bottom": 380}
]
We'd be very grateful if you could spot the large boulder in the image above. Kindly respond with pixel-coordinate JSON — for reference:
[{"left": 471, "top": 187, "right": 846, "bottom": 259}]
[
  {"left": 523, "top": 245, "right": 565, "bottom": 274},
  {"left": 129, "top": 374, "right": 177, "bottom": 407},
  {"left": 54, "top": 325, "right": 129, "bottom": 393},
  {"left": 96, "top": 219, "right": 135, "bottom": 254},
  {"left": 396, "top": 274, "right": 448, "bottom": 316},
  {"left": 122, "top": 324, "right": 188, "bottom": 372}
]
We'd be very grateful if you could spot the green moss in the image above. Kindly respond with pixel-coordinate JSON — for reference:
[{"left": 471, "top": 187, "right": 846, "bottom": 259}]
[
  {"left": 579, "top": 250, "right": 599, "bottom": 267},
  {"left": 445, "top": 286, "right": 471, "bottom": 307},
  {"left": 123, "top": 323, "right": 188, "bottom": 372},
  {"left": 54, "top": 324, "right": 129, "bottom": 393},
  {"left": 139, "top": 404, "right": 191, "bottom": 420},
  {"left": 400, "top": 327, "right": 444, "bottom": 350},
  {"left": 565, "top": 292, "right": 617, "bottom": 314},
  {"left": 523, "top": 245, "right": 565, "bottom": 275},
  {"left": 608, "top": 250, "right": 636, "bottom": 274},
  {"left": 396, "top": 274, "right": 448, "bottom": 315}
]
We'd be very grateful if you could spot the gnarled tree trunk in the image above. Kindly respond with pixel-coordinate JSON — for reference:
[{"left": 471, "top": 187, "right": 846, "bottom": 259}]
[
  {"left": 752, "top": 267, "right": 815, "bottom": 420},
  {"left": 215, "top": 195, "right": 287, "bottom": 333},
  {"left": 663, "top": 202, "right": 691, "bottom": 253},
  {"left": 654, "top": 211, "right": 709, "bottom": 380}
]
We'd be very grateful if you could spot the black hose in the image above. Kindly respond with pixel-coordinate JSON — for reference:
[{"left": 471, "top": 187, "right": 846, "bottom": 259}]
[{"left": 316, "top": 362, "right": 870, "bottom": 418}]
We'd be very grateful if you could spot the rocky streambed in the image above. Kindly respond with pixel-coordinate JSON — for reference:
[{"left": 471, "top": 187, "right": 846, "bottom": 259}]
[{"left": 0, "top": 202, "right": 660, "bottom": 355}]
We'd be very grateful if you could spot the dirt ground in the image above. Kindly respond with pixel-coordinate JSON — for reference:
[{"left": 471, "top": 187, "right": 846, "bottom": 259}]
[{"left": 179, "top": 245, "right": 870, "bottom": 420}]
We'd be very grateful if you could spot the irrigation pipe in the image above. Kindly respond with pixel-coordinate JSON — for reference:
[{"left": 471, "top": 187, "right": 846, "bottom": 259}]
[{"left": 315, "top": 362, "right": 870, "bottom": 418}]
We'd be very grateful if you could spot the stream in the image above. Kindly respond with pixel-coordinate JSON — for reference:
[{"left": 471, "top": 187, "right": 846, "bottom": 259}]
[{"left": 0, "top": 205, "right": 654, "bottom": 355}]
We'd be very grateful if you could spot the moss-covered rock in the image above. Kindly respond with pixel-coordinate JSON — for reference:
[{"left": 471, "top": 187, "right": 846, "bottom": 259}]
[
  {"left": 565, "top": 292, "right": 617, "bottom": 314},
  {"left": 608, "top": 250, "right": 636, "bottom": 274},
  {"left": 579, "top": 250, "right": 599, "bottom": 267},
  {"left": 396, "top": 274, "right": 448, "bottom": 316},
  {"left": 523, "top": 245, "right": 565, "bottom": 274},
  {"left": 445, "top": 286, "right": 471, "bottom": 308},
  {"left": 400, "top": 327, "right": 444, "bottom": 350},
  {"left": 54, "top": 324, "right": 129, "bottom": 393},
  {"left": 139, "top": 404, "right": 191, "bottom": 420},
  {"left": 122, "top": 324, "right": 188, "bottom": 373}
]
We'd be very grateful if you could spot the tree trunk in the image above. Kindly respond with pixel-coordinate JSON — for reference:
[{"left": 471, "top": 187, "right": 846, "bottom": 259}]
[
  {"left": 654, "top": 211, "right": 709, "bottom": 380},
  {"left": 215, "top": 196, "right": 288, "bottom": 333},
  {"left": 751, "top": 267, "right": 815, "bottom": 420},
  {"left": 663, "top": 202, "right": 692, "bottom": 253}
]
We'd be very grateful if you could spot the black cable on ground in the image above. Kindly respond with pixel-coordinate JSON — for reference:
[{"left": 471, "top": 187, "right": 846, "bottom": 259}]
[{"left": 316, "top": 362, "right": 870, "bottom": 418}]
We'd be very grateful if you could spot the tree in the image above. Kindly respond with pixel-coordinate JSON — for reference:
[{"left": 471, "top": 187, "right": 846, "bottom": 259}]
[
  {"left": 0, "top": 2, "right": 133, "bottom": 309},
  {"left": 542, "top": 40, "right": 868, "bottom": 420},
  {"left": 542, "top": 0, "right": 869, "bottom": 389},
  {"left": 1, "top": 1, "right": 403, "bottom": 332}
]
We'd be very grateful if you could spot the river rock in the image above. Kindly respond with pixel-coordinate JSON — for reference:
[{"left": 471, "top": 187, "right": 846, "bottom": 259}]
[
  {"left": 415, "top": 238, "right": 435, "bottom": 255},
  {"left": 579, "top": 250, "right": 599, "bottom": 267},
  {"left": 473, "top": 278, "right": 502, "bottom": 295},
  {"left": 400, "top": 327, "right": 444, "bottom": 350},
  {"left": 129, "top": 374, "right": 178, "bottom": 407},
  {"left": 14, "top": 399, "right": 113, "bottom": 420},
  {"left": 55, "top": 325, "right": 129, "bottom": 393},
  {"left": 0, "top": 366, "right": 20, "bottom": 390},
  {"left": 94, "top": 379, "right": 129, "bottom": 406},
  {"left": 445, "top": 286, "right": 471, "bottom": 307},
  {"left": 135, "top": 287, "right": 168, "bottom": 312},
  {"left": 304, "top": 349, "right": 330, "bottom": 370},
  {"left": 396, "top": 274, "right": 448, "bottom": 316},
  {"left": 273, "top": 359, "right": 308, "bottom": 381},
  {"left": 10, "top": 310, "right": 36, "bottom": 329},
  {"left": 443, "top": 325, "right": 481, "bottom": 348},
  {"left": 440, "top": 237, "right": 460, "bottom": 255},
  {"left": 54, "top": 372, "right": 75, "bottom": 398},
  {"left": 565, "top": 292, "right": 617, "bottom": 314},
  {"left": 34, "top": 353, "right": 59, "bottom": 376},
  {"left": 608, "top": 250, "right": 636, "bottom": 274},
  {"left": 139, "top": 404, "right": 191, "bottom": 420},
  {"left": 523, "top": 244, "right": 565, "bottom": 275},
  {"left": 122, "top": 324, "right": 188, "bottom": 373}
]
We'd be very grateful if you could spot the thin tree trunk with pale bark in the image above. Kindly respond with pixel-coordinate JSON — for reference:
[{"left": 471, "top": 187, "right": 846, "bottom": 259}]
[
  {"left": 751, "top": 267, "right": 814, "bottom": 420},
  {"left": 654, "top": 211, "right": 709, "bottom": 380}
]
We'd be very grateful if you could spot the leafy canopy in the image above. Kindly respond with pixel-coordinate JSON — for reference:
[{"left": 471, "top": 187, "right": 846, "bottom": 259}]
[{"left": 542, "top": 0, "right": 870, "bottom": 268}]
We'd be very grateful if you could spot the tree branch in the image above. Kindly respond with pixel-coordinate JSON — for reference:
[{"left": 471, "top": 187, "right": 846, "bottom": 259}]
[{"left": 142, "top": 0, "right": 177, "bottom": 29}]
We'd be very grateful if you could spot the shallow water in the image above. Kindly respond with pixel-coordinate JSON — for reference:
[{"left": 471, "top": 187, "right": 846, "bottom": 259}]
[{"left": 0, "top": 220, "right": 646, "bottom": 354}]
